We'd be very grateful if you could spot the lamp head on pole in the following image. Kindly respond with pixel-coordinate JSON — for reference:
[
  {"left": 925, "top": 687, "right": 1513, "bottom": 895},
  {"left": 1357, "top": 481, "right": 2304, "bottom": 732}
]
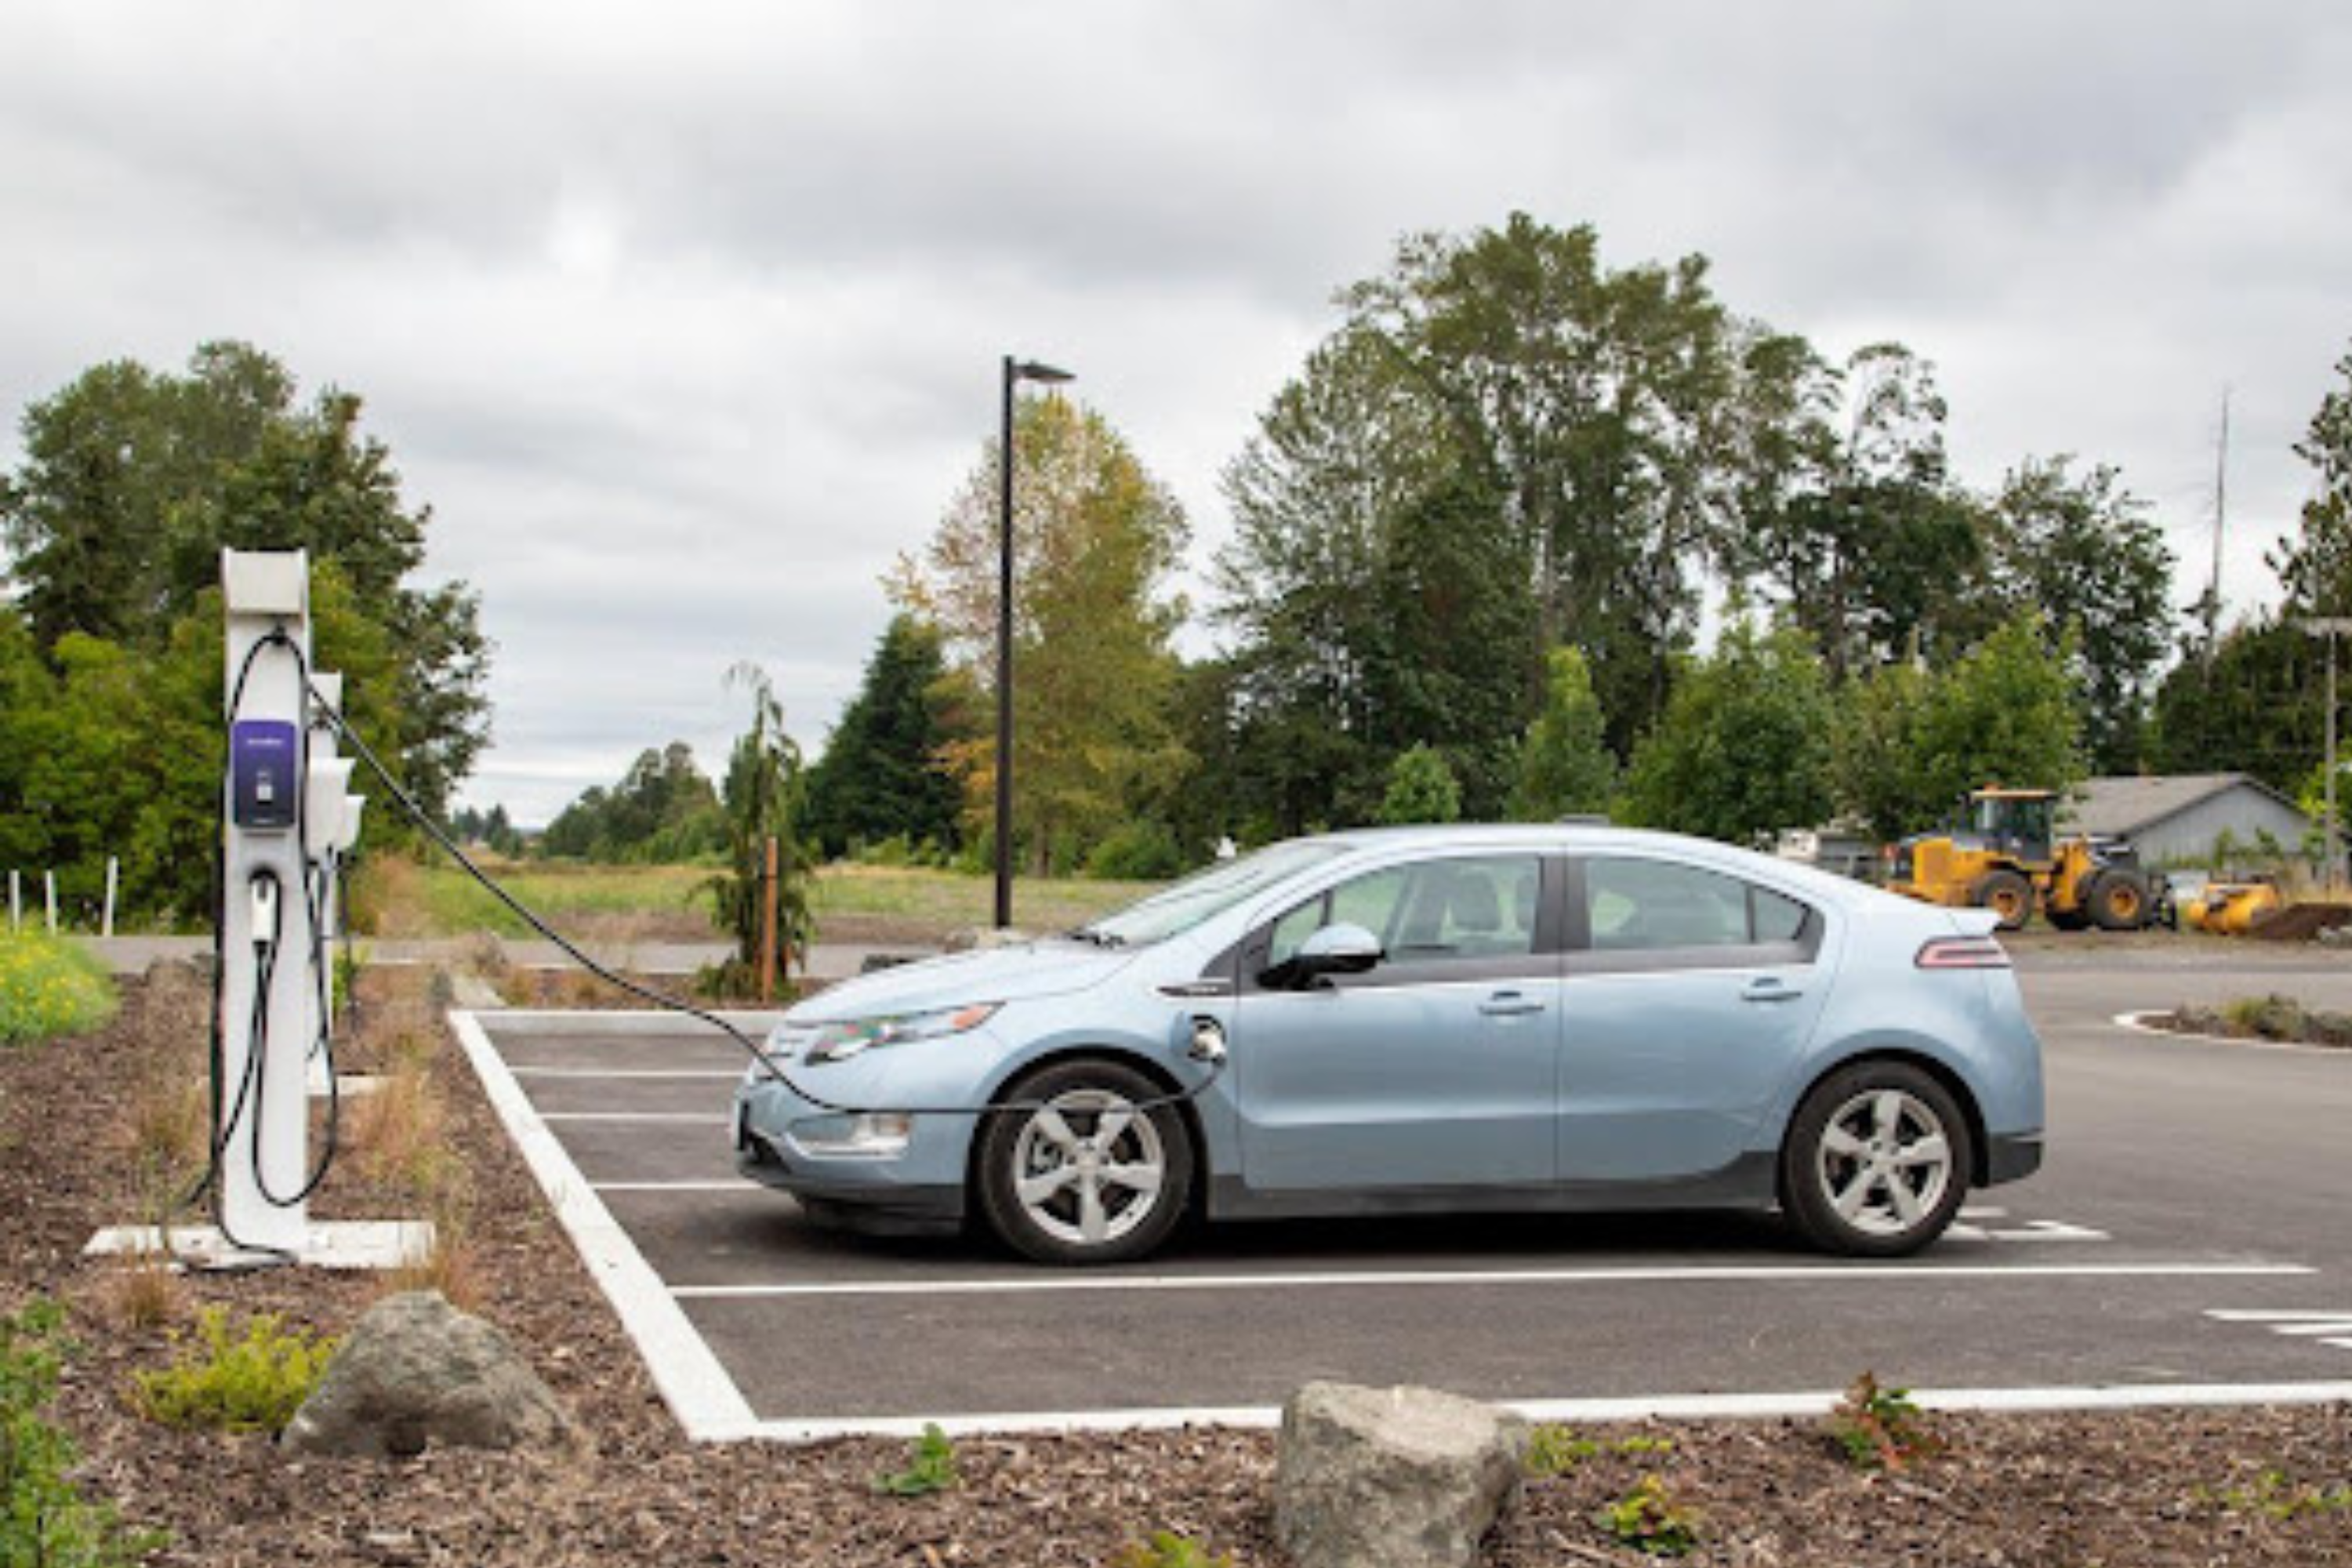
[{"left": 1011, "top": 359, "right": 1074, "bottom": 387}]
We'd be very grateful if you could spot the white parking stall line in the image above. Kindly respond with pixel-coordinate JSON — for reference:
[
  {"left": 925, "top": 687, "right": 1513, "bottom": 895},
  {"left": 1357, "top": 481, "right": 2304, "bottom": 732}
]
[
  {"left": 2206, "top": 1308, "right": 2352, "bottom": 1352},
  {"left": 537, "top": 1112, "right": 733, "bottom": 1124},
  {"left": 1946, "top": 1218, "right": 2112, "bottom": 1244},
  {"left": 511, "top": 1068, "right": 745, "bottom": 1080},
  {"left": 670, "top": 1260, "right": 2309, "bottom": 1301}
]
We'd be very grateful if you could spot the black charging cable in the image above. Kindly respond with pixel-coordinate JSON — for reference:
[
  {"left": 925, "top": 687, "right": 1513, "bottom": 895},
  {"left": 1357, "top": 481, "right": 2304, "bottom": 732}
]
[{"left": 289, "top": 659, "right": 1229, "bottom": 1123}]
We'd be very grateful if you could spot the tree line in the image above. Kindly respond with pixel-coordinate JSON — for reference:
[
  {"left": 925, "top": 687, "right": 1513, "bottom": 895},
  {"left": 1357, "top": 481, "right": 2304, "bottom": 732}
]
[
  {"left": 0, "top": 343, "right": 489, "bottom": 922},
  {"left": 12, "top": 219, "right": 2350, "bottom": 910},
  {"left": 800, "top": 216, "right": 2352, "bottom": 874}
]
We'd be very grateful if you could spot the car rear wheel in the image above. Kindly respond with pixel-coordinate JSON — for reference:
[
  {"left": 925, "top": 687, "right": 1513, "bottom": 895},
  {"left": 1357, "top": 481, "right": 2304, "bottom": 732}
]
[
  {"left": 975, "top": 1058, "right": 1192, "bottom": 1265},
  {"left": 1781, "top": 1061, "right": 1973, "bottom": 1257}
]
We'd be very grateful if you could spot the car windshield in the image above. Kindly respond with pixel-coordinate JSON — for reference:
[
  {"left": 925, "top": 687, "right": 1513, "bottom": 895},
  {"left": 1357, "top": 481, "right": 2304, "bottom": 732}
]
[{"left": 1074, "top": 840, "right": 1351, "bottom": 948}]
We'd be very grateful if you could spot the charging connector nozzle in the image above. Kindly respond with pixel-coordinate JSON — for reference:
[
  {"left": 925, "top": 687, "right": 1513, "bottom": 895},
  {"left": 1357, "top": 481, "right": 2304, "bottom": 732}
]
[{"left": 249, "top": 873, "right": 281, "bottom": 952}]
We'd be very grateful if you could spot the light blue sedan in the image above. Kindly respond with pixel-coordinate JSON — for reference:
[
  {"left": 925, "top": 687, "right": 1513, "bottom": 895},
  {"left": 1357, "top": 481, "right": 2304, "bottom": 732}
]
[{"left": 733, "top": 826, "right": 2044, "bottom": 1264}]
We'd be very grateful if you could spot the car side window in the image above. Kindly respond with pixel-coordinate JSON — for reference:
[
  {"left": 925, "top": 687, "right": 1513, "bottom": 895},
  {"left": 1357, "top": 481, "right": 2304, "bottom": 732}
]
[
  {"left": 1266, "top": 856, "right": 1541, "bottom": 973},
  {"left": 1586, "top": 857, "right": 1811, "bottom": 951}
]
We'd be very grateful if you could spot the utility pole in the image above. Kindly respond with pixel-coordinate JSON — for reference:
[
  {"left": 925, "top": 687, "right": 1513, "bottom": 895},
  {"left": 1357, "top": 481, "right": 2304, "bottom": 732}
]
[
  {"left": 2206, "top": 387, "right": 2231, "bottom": 668},
  {"left": 2303, "top": 618, "right": 2351, "bottom": 890}
]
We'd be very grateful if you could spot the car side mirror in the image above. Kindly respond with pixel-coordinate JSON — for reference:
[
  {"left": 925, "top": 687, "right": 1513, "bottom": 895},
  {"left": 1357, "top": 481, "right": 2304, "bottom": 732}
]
[{"left": 1292, "top": 922, "right": 1383, "bottom": 982}]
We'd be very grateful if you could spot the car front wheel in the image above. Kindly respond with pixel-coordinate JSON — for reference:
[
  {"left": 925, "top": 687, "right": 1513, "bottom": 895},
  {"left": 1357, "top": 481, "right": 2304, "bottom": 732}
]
[
  {"left": 975, "top": 1058, "right": 1192, "bottom": 1265},
  {"left": 1781, "top": 1061, "right": 1972, "bottom": 1256}
]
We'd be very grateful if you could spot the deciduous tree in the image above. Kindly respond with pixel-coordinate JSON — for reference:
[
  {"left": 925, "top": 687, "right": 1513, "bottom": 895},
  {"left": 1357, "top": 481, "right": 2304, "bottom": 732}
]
[
  {"left": 893, "top": 396, "right": 1189, "bottom": 874},
  {"left": 1623, "top": 622, "right": 1835, "bottom": 846}
]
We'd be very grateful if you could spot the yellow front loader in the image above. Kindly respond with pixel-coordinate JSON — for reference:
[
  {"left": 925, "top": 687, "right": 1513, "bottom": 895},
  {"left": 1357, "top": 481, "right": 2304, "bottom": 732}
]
[{"left": 1886, "top": 787, "right": 2167, "bottom": 933}]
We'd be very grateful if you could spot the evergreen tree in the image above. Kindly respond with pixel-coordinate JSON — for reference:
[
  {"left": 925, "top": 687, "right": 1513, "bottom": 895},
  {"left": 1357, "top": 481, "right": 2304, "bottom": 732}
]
[{"left": 803, "top": 614, "right": 966, "bottom": 858}]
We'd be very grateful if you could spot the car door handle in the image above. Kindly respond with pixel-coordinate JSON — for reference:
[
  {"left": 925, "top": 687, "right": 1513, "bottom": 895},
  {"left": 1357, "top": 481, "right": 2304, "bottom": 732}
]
[
  {"left": 1479, "top": 990, "right": 1547, "bottom": 1017},
  {"left": 1741, "top": 977, "right": 1804, "bottom": 1004}
]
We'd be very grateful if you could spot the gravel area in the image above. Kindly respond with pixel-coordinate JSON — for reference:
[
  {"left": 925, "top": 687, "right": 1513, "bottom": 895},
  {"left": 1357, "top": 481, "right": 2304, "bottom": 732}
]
[{"left": 2, "top": 966, "right": 2348, "bottom": 1565}]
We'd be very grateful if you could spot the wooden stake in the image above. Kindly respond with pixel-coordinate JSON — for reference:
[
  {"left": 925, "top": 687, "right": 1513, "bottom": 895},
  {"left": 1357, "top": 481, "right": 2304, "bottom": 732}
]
[{"left": 759, "top": 834, "right": 779, "bottom": 1004}]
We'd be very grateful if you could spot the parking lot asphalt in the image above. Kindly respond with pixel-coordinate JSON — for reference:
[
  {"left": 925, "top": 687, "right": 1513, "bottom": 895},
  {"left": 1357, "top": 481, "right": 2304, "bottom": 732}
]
[{"left": 455, "top": 948, "right": 2352, "bottom": 1437}]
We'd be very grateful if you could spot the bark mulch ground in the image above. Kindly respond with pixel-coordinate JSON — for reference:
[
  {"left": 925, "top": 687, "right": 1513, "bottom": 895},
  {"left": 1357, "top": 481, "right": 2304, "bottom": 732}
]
[{"left": 2, "top": 964, "right": 2348, "bottom": 1566}]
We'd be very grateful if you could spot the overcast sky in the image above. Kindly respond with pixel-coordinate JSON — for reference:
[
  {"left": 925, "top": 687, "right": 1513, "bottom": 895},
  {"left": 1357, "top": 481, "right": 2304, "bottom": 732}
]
[{"left": 4, "top": 2, "right": 2348, "bottom": 823}]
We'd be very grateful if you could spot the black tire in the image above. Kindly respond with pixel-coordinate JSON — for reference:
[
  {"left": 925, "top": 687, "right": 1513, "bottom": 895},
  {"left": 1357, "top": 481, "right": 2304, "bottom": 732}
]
[
  {"left": 1780, "top": 1060, "right": 1974, "bottom": 1258},
  {"left": 2088, "top": 867, "right": 2151, "bottom": 931},
  {"left": 974, "top": 1058, "right": 1193, "bottom": 1265},
  {"left": 1970, "top": 868, "right": 2034, "bottom": 931}
]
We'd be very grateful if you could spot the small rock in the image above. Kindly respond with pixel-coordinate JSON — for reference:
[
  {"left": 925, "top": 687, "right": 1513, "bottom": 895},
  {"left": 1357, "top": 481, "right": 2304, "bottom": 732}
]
[
  {"left": 282, "top": 1290, "right": 573, "bottom": 1458},
  {"left": 1275, "top": 1381, "right": 1530, "bottom": 1568}
]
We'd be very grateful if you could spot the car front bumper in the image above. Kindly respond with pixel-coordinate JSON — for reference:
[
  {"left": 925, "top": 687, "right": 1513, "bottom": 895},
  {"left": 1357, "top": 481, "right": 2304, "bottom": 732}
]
[{"left": 732, "top": 1073, "right": 973, "bottom": 1235}]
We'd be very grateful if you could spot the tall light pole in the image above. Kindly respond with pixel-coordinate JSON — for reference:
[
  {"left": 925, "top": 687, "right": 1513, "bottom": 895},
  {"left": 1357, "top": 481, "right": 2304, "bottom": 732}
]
[
  {"left": 997, "top": 354, "right": 1073, "bottom": 929},
  {"left": 2305, "top": 617, "right": 2352, "bottom": 890}
]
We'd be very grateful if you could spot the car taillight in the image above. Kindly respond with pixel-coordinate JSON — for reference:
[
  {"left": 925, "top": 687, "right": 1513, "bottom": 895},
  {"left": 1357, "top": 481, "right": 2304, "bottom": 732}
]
[{"left": 1916, "top": 935, "right": 2011, "bottom": 969}]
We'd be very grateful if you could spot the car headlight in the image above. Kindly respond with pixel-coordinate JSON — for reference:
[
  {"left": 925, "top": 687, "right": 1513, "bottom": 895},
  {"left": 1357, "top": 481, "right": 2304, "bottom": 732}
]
[{"left": 802, "top": 1002, "right": 1000, "bottom": 1065}]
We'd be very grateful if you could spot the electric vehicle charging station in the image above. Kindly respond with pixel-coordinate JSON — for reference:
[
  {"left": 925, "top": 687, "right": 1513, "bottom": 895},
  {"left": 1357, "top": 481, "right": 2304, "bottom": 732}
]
[
  {"left": 85, "top": 547, "right": 426, "bottom": 1270},
  {"left": 216, "top": 550, "right": 317, "bottom": 1254}
]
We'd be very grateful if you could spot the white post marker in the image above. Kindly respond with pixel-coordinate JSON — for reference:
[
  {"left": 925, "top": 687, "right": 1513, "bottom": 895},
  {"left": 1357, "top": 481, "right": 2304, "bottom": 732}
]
[
  {"left": 215, "top": 548, "right": 316, "bottom": 1254},
  {"left": 103, "top": 856, "right": 118, "bottom": 939},
  {"left": 45, "top": 871, "right": 56, "bottom": 935},
  {"left": 8, "top": 869, "right": 18, "bottom": 932}
]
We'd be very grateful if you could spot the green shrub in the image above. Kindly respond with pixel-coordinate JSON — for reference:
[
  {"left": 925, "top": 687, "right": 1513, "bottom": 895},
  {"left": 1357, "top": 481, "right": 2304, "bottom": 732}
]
[
  {"left": 1595, "top": 1473, "right": 1700, "bottom": 1557},
  {"left": 131, "top": 1307, "right": 339, "bottom": 1434},
  {"left": 1085, "top": 822, "right": 1186, "bottom": 881},
  {"left": 0, "top": 931, "right": 118, "bottom": 1047},
  {"left": 1827, "top": 1371, "right": 1941, "bottom": 1471},
  {"left": 2223, "top": 994, "right": 2308, "bottom": 1040},
  {"left": 1526, "top": 1424, "right": 1678, "bottom": 1476},
  {"left": 2197, "top": 1467, "right": 2352, "bottom": 1519},
  {"left": 3, "top": 1298, "right": 168, "bottom": 1566},
  {"left": 1109, "top": 1530, "right": 1236, "bottom": 1568},
  {"left": 873, "top": 1422, "right": 959, "bottom": 1497}
]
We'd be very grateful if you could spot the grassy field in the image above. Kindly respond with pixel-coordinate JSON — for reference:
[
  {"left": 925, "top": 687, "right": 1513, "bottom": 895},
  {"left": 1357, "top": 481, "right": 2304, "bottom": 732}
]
[{"left": 374, "top": 858, "right": 1161, "bottom": 945}]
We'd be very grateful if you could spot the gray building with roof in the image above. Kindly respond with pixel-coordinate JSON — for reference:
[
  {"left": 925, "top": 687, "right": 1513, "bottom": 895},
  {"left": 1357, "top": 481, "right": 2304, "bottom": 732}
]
[{"left": 2063, "top": 773, "right": 2314, "bottom": 867}]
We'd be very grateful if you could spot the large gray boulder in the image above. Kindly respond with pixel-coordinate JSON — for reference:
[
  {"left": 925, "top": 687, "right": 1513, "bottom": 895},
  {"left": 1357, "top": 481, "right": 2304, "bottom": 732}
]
[
  {"left": 1275, "top": 1381, "right": 1530, "bottom": 1568},
  {"left": 282, "top": 1291, "right": 573, "bottom": 1458}
]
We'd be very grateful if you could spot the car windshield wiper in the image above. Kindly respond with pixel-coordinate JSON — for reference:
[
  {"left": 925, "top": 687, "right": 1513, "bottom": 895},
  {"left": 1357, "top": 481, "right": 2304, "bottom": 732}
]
[{"left": 1062, "top": 927, "right": 1127, "bottom": 948}]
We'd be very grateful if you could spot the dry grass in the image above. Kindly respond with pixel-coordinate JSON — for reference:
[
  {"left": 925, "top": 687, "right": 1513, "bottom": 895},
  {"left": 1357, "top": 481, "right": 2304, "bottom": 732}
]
[
  {"left": 347, "top": 1031, "right": 455, "bottom": 1196},
  {"left": 101, "top": 1254, "right": 187, "bottom": 1331},
  {"left": 384, "top": 1205, "right": 485, "bottom": 1312},
  {"left": 121, "top": 1071, "right": 209, "bottom": 1182}
]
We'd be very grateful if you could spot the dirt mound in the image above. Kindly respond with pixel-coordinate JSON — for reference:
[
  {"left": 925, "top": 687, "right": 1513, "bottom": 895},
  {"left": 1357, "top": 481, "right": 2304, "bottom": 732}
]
[{"left": 2245, "top": 901, "right": 2352, "bottom": 941}]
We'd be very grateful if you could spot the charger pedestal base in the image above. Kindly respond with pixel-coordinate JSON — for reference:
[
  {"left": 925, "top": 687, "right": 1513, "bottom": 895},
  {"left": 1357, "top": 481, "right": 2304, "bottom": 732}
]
[{"left": 83, "top": 1219, "right": 434, "bottom": 1272}]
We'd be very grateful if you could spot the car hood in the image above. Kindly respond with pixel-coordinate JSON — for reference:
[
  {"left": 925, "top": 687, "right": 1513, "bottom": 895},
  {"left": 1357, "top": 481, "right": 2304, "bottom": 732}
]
[{"left": 786, "top": 940, "right": 1138, "bottom": 1022}]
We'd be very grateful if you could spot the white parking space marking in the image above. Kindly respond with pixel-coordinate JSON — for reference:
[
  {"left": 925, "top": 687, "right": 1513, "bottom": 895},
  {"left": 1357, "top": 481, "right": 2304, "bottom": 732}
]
[
  {"left": 2207, "top": 1308, "right": 2352, "bottom": 1352},
  {"left": 538, "top": 1112, "right": 732, "bottom": 1124},
  {"left": 670, "top": 1260, "right": 2308, "bottom": 1301},
  {"left": 1945, "top": 1218, "right": 2112, "bottom": 1244},
  {"left": 512, "top": 1068, "right": 743, "bottom": 1080}
]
